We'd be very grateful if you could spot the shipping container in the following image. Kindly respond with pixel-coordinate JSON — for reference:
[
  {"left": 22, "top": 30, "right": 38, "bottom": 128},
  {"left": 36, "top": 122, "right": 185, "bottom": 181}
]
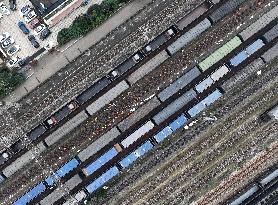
[
  {"left": 168, "top": 114, "right": 188, "bottom": 131},
  {"left": 167, "top": 18, "right": 211, "bottom": 55},
  {"left": 261, "top": 42, "right": 278, "bottom": 62},
  {"left": 199, "top": 36, "right": 242, "bottom": 71},
  {"left": 119, "top": 140, "right": 153, "bottom": 168},
  {"left": 188, "top": 89, "right": 222, "bottom": 117},
  {"left": 118, "top": 96, "right": 161, "bottom": 132},
  {"left": 121, "top": 121, "right": 154, "bottom": 148},
  {"left": 210, "top": 65, "right": 229, "bottom": 81},
  {"left": 45, "top": 158, "right": 80, "bottom": 186},
  {"left": 208, "top": 0, "right": 246, "bottom": 23},
  {"left": 142, "top": 27, "right": 177, "bottom": 54},
  {"left": 110, "top": 52, "right": 144, "bottom": 78},
  {"left": 263, "top": 23, "right": 278, "bottom": 42},
  {"left": 158, "top": 66, "right": 201, "bottom": 102},
  {"left": 77, "top": 127, "right": 120, "bottom": 162},
  {"left": 239, "top": 5, "right": 278, "bottom": 41},
  {"left": 44, "top": 111, "right": 88, "bottom": 146},
  {"left": 27, "top": 124, "right": 47, "bottom": 141},
  {"left": 40, "top": 175, "right": 82, "bottom": 205},
  {"left": 86, "top": 81, "right": 129, "bottom": 116},
  {"left": 86, "top": 166, "right": 119, "bottom": 193},
  {"left": 3, "top": 142, "right": 46, "bottom": 177},
  {"left": 127, "top": 51, "right": 169, "bottom": 85},
  {"left": 13, "top": 182, "right": 46, "bottom": 205},
  {"left": 82, "top": 147, "right": 118, "bottom": 176},
  {"left": 176, "top": 2, "right": 210, "bottom": 30},
  {"left": 195, "top": 76, "right": 214, "bottom": 93},
  {"left": 153, "top": 89, "right": 197, "bottom": 124},
  {"left": 153, "top": 126, "right": 173, "bottom": 143},
  {"left": 75, "top": 77, "right": 111, "bottom": 105},
  {"left": 44, "top": 101, "right": 78, "bottom": 128}
]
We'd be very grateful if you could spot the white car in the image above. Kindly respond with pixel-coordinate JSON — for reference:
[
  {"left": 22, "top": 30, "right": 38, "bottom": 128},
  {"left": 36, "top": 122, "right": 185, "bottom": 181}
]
[
  {"left": 34, "top": 24, "right": 46, "bottom": 35},
  {"left": 7, "top": 45, "right": 20, "bottom": 56},
  {"left": 24, "top": 10, "right": 36, "bottom": 23},
  {"left": 0, "top": 32, "right": 10, "bottom": 43},
  {"left": 0, "top": 3, "right": 10, "bottom": 15},
  {"left": 6, "top": 56, "right": 20, "bottom": 68},
  {"left": 1, "top": 37, "right": 14, "bottom": 49}
]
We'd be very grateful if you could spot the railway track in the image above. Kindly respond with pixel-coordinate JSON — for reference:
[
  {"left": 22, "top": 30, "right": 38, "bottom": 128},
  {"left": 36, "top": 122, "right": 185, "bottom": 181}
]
[
  {"left": 94, "top": 59, "right": 278, "bottom": 205},
  {"left": 1, "top": 0, "right": 278, "bottom": 203},
  {"left": 108, "top": 85, "right": 278, "bottom": 205}
]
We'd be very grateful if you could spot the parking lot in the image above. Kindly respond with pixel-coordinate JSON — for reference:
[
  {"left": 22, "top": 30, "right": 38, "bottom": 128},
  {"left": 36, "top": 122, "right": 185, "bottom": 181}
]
[{"left": 0, "top": 0, "right": 50, "bottom": 66}]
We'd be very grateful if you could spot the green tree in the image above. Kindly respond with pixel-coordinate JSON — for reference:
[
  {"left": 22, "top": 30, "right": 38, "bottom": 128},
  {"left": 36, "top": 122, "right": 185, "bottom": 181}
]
[{"left": 0, "top": 67, "right": 25, "bottom": 98}]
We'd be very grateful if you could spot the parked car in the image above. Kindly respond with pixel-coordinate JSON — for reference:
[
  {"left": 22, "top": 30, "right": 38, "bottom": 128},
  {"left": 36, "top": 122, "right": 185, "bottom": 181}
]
[
  {"left": 28, "top": 35, "right": 40, "bottom": 48},
  {"left": 29, "top": 18, "right": 40, "bottom": 29},
  {"left": 18, "top": 21, "right": 29, "bottom": 34},
  {"left": 0, "top": 32, "right": 10, "bottom": 43},
  {"left": 7, "top": 45, "right": 20, "bottom": 56},
  {"left": 24, "top": 10, "right": 36, "bottom": 23},
  {"left": 1, "top": 37, "right": 14, "bottom": 49},
  {"left": 9, "top": 0, "right": 16, "bottom": 11},
  {"left": 20, "top": 5, "right": 31, "bottom": 16},
  {"left": 40, "top": 28, "right": 51, "bottom": 40},
  {"left": 6, "top": 56, "right": 20, "bottom": 68},
  {"left": 34, "top": 24, "right": 46, "bottom": 35},
  {"left": 18, "top": 57, "right": 30, "bottom": 67},
  {"left": 0, "top": 2, "right": 10, "bottom": 15}
]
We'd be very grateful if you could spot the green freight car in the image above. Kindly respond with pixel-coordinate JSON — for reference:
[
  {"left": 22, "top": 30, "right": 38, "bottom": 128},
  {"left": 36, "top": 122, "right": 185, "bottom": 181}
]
[{"left": 199, "top": 36, "right": 242, "bottom": 71}]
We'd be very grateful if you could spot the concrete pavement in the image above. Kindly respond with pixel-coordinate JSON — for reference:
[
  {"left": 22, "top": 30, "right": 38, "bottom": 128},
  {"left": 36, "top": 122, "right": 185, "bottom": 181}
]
[{"left": 4, "top": 0, "right": 152, "bottom": 103}]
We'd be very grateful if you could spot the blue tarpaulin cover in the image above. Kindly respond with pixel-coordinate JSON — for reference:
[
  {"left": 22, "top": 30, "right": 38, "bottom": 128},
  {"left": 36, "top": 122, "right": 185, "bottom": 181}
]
[
  {"left": 154, "top": 126, "right": 173, "bottom": 143},
  {"left": 229, "top": 51, "right": 248, "bottom": 67},
  {"left": 169, "top": 114, "right": 188, "bottom": 131},
  {"left": 86, "top": 166, "right": 119, "bottom": 193},
  {"left": 120, "top": 141, "right": 153, "bottom": 168},
  {"left": 245, "top": 39, "right": 264, "bottom": 55},
  {"left": 13, "top": 183, "right": 46, "bottom": 205},
  {"left": 45, "top": 158, "right": 79, "bottom": 186},
  {"left": 84, "top": 148, "right": 118, "bottom": 176}
]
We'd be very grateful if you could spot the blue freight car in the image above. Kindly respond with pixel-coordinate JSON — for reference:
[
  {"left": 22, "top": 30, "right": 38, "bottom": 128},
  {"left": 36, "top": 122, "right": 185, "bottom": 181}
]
[
  {"left": 85, "top": 166, "right": 119, "bottom": 193},
  {"left": 119, "top": 140, "right": 153, "bottom": 168},
  {"left": 82, "top": 148, "right": 118, "bottom": 176},
  {"left": 45, "top": 158, "right": 80, "bottom": 186}
]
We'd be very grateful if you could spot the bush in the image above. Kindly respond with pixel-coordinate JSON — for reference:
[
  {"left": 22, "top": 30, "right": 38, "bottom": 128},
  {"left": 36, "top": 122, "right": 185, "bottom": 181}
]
[
  {"left": 0, "top": 67, "right": 25, "bottom": 99},
  {"left": 57, "top": 0, "right": 130, "bottom": 46}
]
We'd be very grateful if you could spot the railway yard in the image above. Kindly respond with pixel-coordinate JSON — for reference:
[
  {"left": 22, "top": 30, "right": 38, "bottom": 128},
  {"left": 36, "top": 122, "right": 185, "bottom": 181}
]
[{"left": 0, "top": 0, "right": 278, "bottom": 204}]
